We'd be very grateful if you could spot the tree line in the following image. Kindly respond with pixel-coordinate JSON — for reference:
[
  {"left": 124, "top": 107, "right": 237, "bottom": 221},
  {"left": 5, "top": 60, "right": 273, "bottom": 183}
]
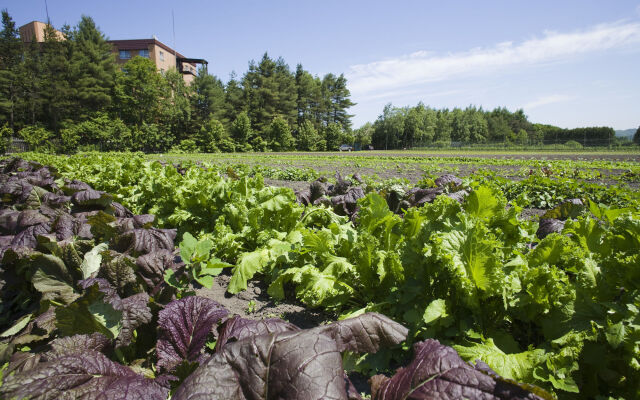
[
  {"left": 0, "top": 11, "right": 356, "bottom": 153},
  {"left": 359, "top": 103, "right": 622, "bottom": 150},
  {"left": 1, "top": 10, "right": 632, "bottom": 154}
]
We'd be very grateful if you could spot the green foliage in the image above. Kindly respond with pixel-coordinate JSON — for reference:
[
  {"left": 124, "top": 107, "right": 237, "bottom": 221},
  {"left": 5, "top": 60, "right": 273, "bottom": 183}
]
[
  {"left": 230, "top": 111, "right": 252, "bottom": 147},
  {"left": 266, "top": 115, "right": 294, "bottom": 151},
  {"left": 18, "top": 125, "right": 52, "bottom": 149},
  {"left": 170, "top": 139, "right": 199, "bottom": 153},
  {"left": 13, "top": 152, "right": 640, "bottom": 399},
  {"left": 197, "top": 117, "right": 226, "bottom": 153},
  {"left": 323, "top": 122, "right": 342, "bottom": 151},
  {"left": 0, "top": 123, "right": 10, "bottom": 153},
  {"left": 564, "top": 140, "right": 582, "bottom": 149},
  {"left": 60, "top": 113, "right": 131, "bottom": 152},
  {"left": 296, "top": 120, "right": 321, "bottom": 151},
  {"left": 165, "top": 232, "right": 231, "bottom": 296},
  {"left": 370, "top": 103, "right": 617, "bottom": 149}
]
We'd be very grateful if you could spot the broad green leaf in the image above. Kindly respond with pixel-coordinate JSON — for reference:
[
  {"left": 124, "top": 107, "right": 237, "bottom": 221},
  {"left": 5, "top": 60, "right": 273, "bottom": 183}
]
[
  {"left": 423, "top": 299, "right": 448, "bottom": 325},
  {"left": 605, "top": 322, "right": 625, "bottom": 349},
  {"left": 195, "top": 275, "right": 215, "bottom": 289},
  {"left": 56, "top": 285, "right": 123, "bottom": 339},
  {"left": 1, "top": 314, "right": 32, "bottom": 338},
  {"left": 194, "top": 239, "right": 213, "bottom": 261},
  {"left": 228, "top": 248, "right": 271, "bottom": 294},
  {"left": 88, "top": 301, "right": 123, "bottom": 339},
  {"left": 464, "top": 186, "right": 502, "bottom": 220},
  {"left": 81, "top": 243, "right": 109, "bottom": 279},
  {"left": 438, "top": 225, "right": 498, "bottom": 292},
  {"left": 31, "top": 254, "right": 78, "bottom": 304},
  {"left": 454, "top": 338, "right": 546, "bottom": 383},
  {"left": 180, "top": 232, "right": 198, "bottom": 263}
]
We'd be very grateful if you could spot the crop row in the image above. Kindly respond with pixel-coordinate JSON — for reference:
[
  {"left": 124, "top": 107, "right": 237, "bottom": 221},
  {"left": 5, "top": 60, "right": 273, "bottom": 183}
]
[{"left": 2, "top": 152, "right": 639, "bottom": 399}]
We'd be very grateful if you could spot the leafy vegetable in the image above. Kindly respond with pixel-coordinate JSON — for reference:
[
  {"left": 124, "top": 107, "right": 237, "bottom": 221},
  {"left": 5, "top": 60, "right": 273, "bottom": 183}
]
[
  {"left": 156, "top": 296, "right": 228, "bottom": 372},
  {"left": 174, "top": 313, "right": 408, "bottom": 399},
  {"left": 371, "top": 339, "right": 552, "bottom": 400}
]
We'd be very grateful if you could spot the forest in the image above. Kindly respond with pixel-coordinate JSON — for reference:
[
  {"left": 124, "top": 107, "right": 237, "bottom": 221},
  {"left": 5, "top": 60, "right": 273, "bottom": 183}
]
[{"left": 0, "top": 11, "right": 635, "bottom": 153}]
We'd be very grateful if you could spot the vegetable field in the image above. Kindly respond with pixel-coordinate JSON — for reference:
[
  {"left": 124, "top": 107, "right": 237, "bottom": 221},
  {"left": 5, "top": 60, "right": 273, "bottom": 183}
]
[{"left": 0, "top": 151, "right": 639, "bottom": 399}]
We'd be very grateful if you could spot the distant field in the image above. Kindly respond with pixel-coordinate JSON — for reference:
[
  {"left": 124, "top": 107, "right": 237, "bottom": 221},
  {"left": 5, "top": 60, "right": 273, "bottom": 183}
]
[{"left": 149, "top": 150, "right": 640, "bottom": 186}]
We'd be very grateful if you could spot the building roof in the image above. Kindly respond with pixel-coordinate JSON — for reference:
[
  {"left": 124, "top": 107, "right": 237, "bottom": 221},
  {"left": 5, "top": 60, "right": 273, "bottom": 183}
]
[
  {"left": 19, "top": 21, "right": 65, "bottom": 42},
  {"left": 107, "top": 38, "right": 186, "bottom": 59}
]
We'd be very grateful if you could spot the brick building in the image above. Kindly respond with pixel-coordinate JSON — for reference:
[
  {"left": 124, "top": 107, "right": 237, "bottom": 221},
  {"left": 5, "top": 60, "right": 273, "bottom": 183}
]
[
  {"left": 107, "top": 38, "right": 207, "bottom": 84},
  {"left": 18, "top": 21, "right": 207, "bottom": 83},
  {"left": 18, "top": 21, "right": 64, "bottom": 43}
]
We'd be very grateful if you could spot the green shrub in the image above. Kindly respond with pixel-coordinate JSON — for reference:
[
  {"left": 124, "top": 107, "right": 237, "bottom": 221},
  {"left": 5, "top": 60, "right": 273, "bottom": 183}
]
[
  {"left": 564, "top": 140, "right": 583, "bottom": 149},
  {"left": 60, "top": 114, "right": 132, "bottom": 153},
  {"left": 0, "top": 124, "right": 11, "bottom": 154},
  {"left": 18, "top": 125, "right": 52, "bottom": 150},
  {"left": 169, "top": 139, "right": 200, "bottom": 153}
]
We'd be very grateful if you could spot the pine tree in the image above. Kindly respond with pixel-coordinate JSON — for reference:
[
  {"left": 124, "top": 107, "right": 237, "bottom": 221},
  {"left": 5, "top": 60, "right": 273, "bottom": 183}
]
[
  {"left": 20, "top": 37, "right": 43, "bottom": 126},
  {"left": 40, "top": 23, "right": 74, "bottom": 132},
  {"left": 0, "top": 10, "right": 23, "bottom": 131},
  {"left": 68, "top": 16, "right": 116, "bottom": 120},
  {"left": 321, "top": 73, "right": 355, "bottom": 130},
  {"left": 191, "top": 68, "right": 226, "bottom": 127},
  {"left": 634, "top": 126, "right": 640, "bottom": 145},
  {"left": 114, "top": 56, "right": 168, "bottom": 126},
  {"left": 224, "top": 72, "right": 245, "bottom": 123},
  {"left": 295, "top": 64, "right": 318, "bottom": 127},
  {"left": 243, "top": 53, "right": 297, "bottom": 134}
]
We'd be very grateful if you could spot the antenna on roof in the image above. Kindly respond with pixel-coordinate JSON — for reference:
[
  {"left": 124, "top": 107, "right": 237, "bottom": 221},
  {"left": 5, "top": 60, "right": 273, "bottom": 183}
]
[
  {"left": 172, "top": 10, "right": 176, "bottom": 56},
  {"left": 44, "top": 0, "right": 51, "bottom": 24}
]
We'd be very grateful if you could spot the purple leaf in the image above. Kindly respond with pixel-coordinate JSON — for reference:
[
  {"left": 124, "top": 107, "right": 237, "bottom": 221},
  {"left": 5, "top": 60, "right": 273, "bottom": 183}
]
[
  {"left": 62, "top": 180, "right": 92, "bottom": 194},
  {"left": 136, "top": 249, "right": 181, "bottom": 289},
  {"left": 536, "top": 219, "right": 565, "bottom": 239},
  {"left": 0, "top": 210, "right": 20, "bottom": 234},
  {"left": 435, "top": 174, "right": 462, "bottom": 188},
  {"left": 157, "top": 296, "right": 228, "bottom": 372},
  {"left": 114, "top": 214, "right": 156, "bottom": 233},
  {"left": 11, "top": 224, "right": 50, "bottom": 249},
  {"left": 42, "top": 191, "right": 71, "bottom": 207},
  {"left": 45, "top": 333, "right": 111, "bottom": 359},
  {"left": 0, "top": 350, "right": 167, "bottom": 400},
  {"left": 71, "top": 188, "right": 112, "bottom": 208},
  {"left": 77, "top": 278, "right": 152, "bottom": 348},
  {"left": 115, "top": 228, "right": 177, "bottom": 256},
  {"left": 215, "top": 315, "right": 299, "bottom": 351},
  {"left": 109, "top": 201, "right": 134, "bottom": 218},
  {"left": 173, "top": 313, "right": 407, "bottom": 400},
  {"left": 371, "top": 339, "right": 550, "bottom": 400}
]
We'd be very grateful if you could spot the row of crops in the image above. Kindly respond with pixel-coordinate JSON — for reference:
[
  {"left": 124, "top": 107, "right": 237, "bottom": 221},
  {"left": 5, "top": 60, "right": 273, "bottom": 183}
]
[
  {"left": 157, "top": 152, "right": 640, "bottom": 183},
  {"left": 1, "top": 152, "right": 639, "bottom": 399}
]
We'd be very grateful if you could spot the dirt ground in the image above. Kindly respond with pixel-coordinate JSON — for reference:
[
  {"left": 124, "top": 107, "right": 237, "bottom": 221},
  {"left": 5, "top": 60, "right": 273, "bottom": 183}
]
[
  {"left": 269, "top": 150, "right": 640, "bottom": 162},
  {"left": 196, "top": 272, "right": 333, "bottom": 329}
]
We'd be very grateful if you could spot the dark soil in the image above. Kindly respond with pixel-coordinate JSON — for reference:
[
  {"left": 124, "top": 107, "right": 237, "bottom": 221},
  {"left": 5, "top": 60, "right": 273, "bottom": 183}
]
[{"left": 196, "top": 272, "right": 333, "bottom": 329}]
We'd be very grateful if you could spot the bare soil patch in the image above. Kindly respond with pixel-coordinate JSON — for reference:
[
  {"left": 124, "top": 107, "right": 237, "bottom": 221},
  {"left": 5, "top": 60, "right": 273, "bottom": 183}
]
[{"left": 196, "top": 272, "right": 333, "bottom": 329}]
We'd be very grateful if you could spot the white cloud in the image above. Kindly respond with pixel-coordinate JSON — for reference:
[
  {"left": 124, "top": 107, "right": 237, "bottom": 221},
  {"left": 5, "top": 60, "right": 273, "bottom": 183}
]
[
  {"left": 522, "top": 94, "right": 575, "bottom": 110},
  {"left": 347, "top": 21, "right": 640, "bottom": 97}
]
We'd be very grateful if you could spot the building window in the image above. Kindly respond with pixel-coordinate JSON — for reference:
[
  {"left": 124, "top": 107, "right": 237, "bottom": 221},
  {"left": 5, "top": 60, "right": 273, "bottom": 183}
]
[
  {"left": 119, "top": 50, "right": 131, "bottom": 59},
  {"left": 139, "top": 49, "right": 149, "bottom": 58},
  {"left": 159, "top": 51, "right": 164, "bottom": 61}
]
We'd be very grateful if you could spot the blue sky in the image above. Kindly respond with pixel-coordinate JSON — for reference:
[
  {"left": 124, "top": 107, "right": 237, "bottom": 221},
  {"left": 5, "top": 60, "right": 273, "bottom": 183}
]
[{"left": 4, "top": 0, "right": 640, "bottom": 129}]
